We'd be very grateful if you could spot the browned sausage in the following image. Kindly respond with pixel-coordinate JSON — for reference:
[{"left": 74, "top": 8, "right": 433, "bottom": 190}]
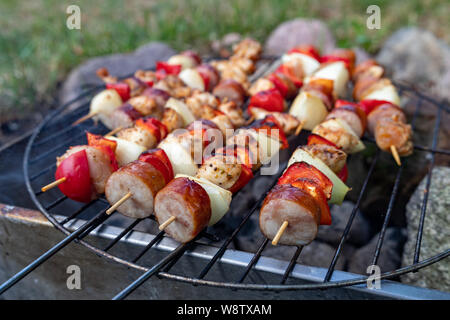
[
  {"left": 154, "top": 177, "right": 211, "bottom": 243},
  {"left": 105, "top": 161, "right": 166, "bottom": 219},
  {"left": 213, "top": 79, "right": 246, "bottom": 108},
  {"left": 260, "top": 184, "right": 321, "bottom": 246}
]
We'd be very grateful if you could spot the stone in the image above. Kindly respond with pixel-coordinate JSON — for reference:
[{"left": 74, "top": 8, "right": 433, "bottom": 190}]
[
  {"left": 347, "top": 227, "right": 407, "bottom": 275},
  {"left": 58, "top": 42, "right": 176, "bottom": 107},
  {"left": 401, "top": 166, "right": 450, "bottom": 292},
  {"left": 377, "top": 27, "right": 450, "bottom": 102},
  {"left": 316, "top": 201, "right": 372, "bottom": 247},
  {"left": 264, "top": 19, "right": 335, "bottom": 55}
]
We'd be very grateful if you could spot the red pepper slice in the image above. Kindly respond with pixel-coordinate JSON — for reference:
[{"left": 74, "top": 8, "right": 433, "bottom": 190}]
[
  {"left": 259, "top": 115, "right": 289, "bottom": 149},
  {"left": 197, "top": 68, "right": 211, "bottom": 91},
  {"left": 156, "top": 61, "right": 182, "bottom": 76},
  {"left": 275, "top": 64, "right": 303, "bottom": 88},
  {"left": 248, "top": 88, "right": 285, "bottom": 113},
  {"left": 307, "top": 133, "right": 339, "bottom": 148},
  {"left": 228, "top": 164, "right": 254, "bottom": 193},
  {"left": 359, "top": 99, "right": 396, "bottom": 115},
  {"left": 320, "top": 55, "right": 352, "bottom": 73},
  {"left": 278, "top": 161, "right": 333, "bottom": 200},
  {"left": 181, "top": 50, "right": 202, "bottom": 65},
  {"left": 335, "top": 99, "right": 359, "bottom": 109},
  {"left": 135, "top": 118, "right": 163, "bottom": 143},
  {"left": 86, "top": 132, "right": 119, "bottom": 171},
  {"left": 106, "top": 82, "right": 130, "bottom": 101},
  {"left": 139, "top": 148, "right": 174, "bottom": 184},
  {"left": 337, "top": 164, "right": 348, "bottom": 183},
  {"left": 290, "top": 178, "right": 332, "bottom": 225},
  {"left": 267, "top": 73, "right": 289, "bottom": 98},
  {"left": 288, "top": 45, "right": 321, "bottom": 61},
  {"left": 55, "top": 149, "right": 95, "bottom": 203}
]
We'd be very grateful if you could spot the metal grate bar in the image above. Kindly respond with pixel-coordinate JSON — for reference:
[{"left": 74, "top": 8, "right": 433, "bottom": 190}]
[
  {"left": 60, "top": 201, "right": 97, "bottom": 225},
  {"left": 323, "top": 150, "right": 381, "bottom": 281},
  {"left": 371, "top": 165, "right": 404, "bottom": 267},
  {"left": 237, "top": 238, "right": 269, "bottom": 283},
  {"left": 44, "top": 195, "right": 68, "bottom": 210},
  {"left": 280, "top": 246, "right": 303, "bottom": 284},
  {"left": 29, "top": 162, "right": 57, "bottom": 181},
  {"left": 132, "top": 230, "right": 165, "bottom": 263},
  {"left": 34, "top": 120, "right": 92, "bottom": 147},
  {"left": 413, "top": 104, "right": 443, "bottom": 263},
  {"left": 103, "top": 218, "right": 144, "bottom": 252},
  {"left": 197, "top": 164, "right": 287, "bottom": 280}
]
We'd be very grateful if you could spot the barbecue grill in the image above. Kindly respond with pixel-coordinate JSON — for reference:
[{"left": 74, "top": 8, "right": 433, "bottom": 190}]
[{"left": 1, "top": 56, "right": 449, "bottom": 299}]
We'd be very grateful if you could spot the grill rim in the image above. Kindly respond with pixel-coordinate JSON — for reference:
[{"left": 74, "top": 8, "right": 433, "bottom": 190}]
[{"left": 18, "top": 59, "right": 450, "bottom": 296}]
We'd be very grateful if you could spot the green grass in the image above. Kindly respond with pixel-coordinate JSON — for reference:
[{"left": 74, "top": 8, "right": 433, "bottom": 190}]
[{"left": 0, "top": 0, "right": 448, "bottom": 122}]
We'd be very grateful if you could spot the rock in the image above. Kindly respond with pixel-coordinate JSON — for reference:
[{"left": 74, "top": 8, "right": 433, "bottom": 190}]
[
  {"left": 377, "top": 27, "right": 450, "bottom": 102},
  {"left": 59, "top": 42, "right": 176, "bottom": 106},
  {"left": 347, "top": 227, "right": 407, "bottom": 275},
  {"left": 264, "top": 19, "right": 335, "bottom": 55},
  {"left": 316, "top": 201, "right": 372, "bottom": 247},
  {"left": 353, "top": 47, "right": 371, "bottom": 65},
  {"left": 401, "top": 166, "right": 450, "bottom": 291}
]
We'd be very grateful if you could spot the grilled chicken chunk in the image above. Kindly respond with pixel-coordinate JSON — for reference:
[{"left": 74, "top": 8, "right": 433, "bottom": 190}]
[
  {"left": 116, "top": 126, "right": 157, "bottom": 149},
  {"left": 218, "top": 101, "right": 244, "bottom": 128},
  {"left": 300, "top": 145, "right": 347, "bottom": 174},
  {"left": 312, "top": 119, "right": 361, "bottom": 154},
  {"left": 57, "top": 145, "right": 114, "bottom": 194},
  {"left": 248, "top": 107, "right": 300, "bottom": 135},
  {"left": 375, "top": 118, "right": 413, "bottom": 156},
  {"left": 367, "top": 103, "right": 406, "bottom": 135},
  {"left": 248, "top": 78, "right": 275, "bottom": 96},
  {"left": 186, "top": 92, "right": 219, "bottom": 119},
  {"left": 326, "top": 108, "right": 364, "bottom": 137},
  {"left": 196, "top": 154, "right": 242, "bottom": 190},
  {"left": 162, "top": 108, "right": 185, "bottom": 133},
  {"left": 232, "top": 38, "right": 262, "bottom": 61},
  {"left": 105, "top": 161, "right": 166, "bottom": 219}
]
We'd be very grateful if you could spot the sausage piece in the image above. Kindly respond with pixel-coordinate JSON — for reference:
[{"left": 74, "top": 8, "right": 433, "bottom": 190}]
[
  {"left": 213, "top": 79, "right": 247, "bottom": 108},
  {"left": 260, "top": 184, "right": 321, "bottom": 246},
  {"left": 105, "top": 161, "right": 166, "bottom": 218},
  {"left": 154, "top": 177, "right": 211, "bottom": 243}
]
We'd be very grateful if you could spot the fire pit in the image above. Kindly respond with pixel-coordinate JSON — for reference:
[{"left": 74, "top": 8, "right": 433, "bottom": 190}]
[{"left": 0, "top": 56, "right": 449, "bottom": 299}]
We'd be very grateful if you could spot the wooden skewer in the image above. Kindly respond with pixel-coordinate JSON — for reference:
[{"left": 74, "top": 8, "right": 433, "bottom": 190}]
[
  {"left": 272, "top": 220, "right": 289, "bottom": 246},
  {"left": 106, "top": 192, "right": 132, "bottom": 215},
  {"left": 104, "top": 126, "right": 123, "bottom": 137},
  {"left": 295, "top": 120, "right": 305, "bottom": 136},
  {"left": 41, "top": 177, "right": 67, "bottom": 192},
  {"left": 390, "top": 145, "right": 401, "bottom": 166},
  {"left": 72, "top": 112, "right": 98, "bottom": 126},
  {"left": 159, "top": 216, "right": 176, "bottom": 231}
]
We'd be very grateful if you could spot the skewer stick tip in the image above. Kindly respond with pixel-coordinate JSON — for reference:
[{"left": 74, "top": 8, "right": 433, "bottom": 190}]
[
  {"left": 159, "top": 216, "right": 176, "bottom": 231},
  {"left": 295, "top": 121, "right": 305, "bottom": 136},
  {"left": 271, "top": 220, "right": 289, "bottom": 246},
  {"left": 390, "top": 145, "right": 402, "bottom": 166},
  {"left": 106, "top": 192, "right": 132, "bottom": 215},
  {"left": 104, "top": 126, "right": 123, "bottom": 137},
  {"left": 72, "top": 112, "right": 98, "bottom": 126},
  {"left": 41, "top": 177, "right": 67, "bottom": 192}
]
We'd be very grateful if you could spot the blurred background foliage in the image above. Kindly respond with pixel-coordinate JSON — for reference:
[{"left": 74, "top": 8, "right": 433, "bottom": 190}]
[{"left": 0, "top": 0, "right": 448, "bottom": 122}]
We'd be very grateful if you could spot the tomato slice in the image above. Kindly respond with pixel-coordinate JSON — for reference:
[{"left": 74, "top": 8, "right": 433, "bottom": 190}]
[
  {"left": 86, "top": 132, "right": 119, "bottom": 171},
  {"left": 337, "top": 164, "right": 348, "bottom": 183},
  {"left": 55, "top": 149, "right": 95, "bottom": 203},
  {"left": 228, "top": 164, "right": 254, "bottom": 193},
  {"left": 139, "top": 149, "right": 174, "bottom": 185},
  {"left": 290, "top": 178, "right": 332, "bottom": 225},
  {"left": 248, "top": 88, "right": 285, "bottom": 113},
  {"left": 288, "top": 45, "right": 321, "bottom": 61},
  {"left": 359, "top": 99, "right": 396, "bottom": 115},
  {"left": 278, "top": 161, "right": 333, "bottom": 200},
  {"left": 106, "top": 82, "right": 130, "bottom": 101},
  {"left": 267, "top": 73, "right": 289, "bottom": 98},
  {"left": 307, "top": 133, "right": 339, "bottom": 148}
]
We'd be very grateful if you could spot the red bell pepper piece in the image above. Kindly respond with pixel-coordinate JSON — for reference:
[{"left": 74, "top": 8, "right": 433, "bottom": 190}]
[
  {"left": 307, "top": 133, "right": 339, "bottom": 148},
  {"left": 181, "top": 50, "right": 202, "bottom": 65},
  {"left": 106, "top": 82, "right": 130, "bottom": 101},
  {"left": 156, "top": 61, "right": 182, "bottom": 75},
  {"left": 86, "top": 132, "right": 119, "bottom": 171},
  {"left": 337, "top": 164, "right": 348, "bottom": 183},
  {"left": 260, "top": 115, "right": 289, "bottom": 149},
  {"left": 288, "top": 45, "right": 321, "bottom": 61},
  {"left": 139, "top": 148, "right": 174, "bottom": 184},
  {"left": 228, "top": 164, "right": 254, "bottom": 193},
  {"left": 320, "top": 55, "right": 352, "bottom": 72},
  {"left": 197, "top": 68, "right": 211, "bottom": 91},
  {"left": 275, "top": 64, "right": 303, "bottom": 88},
  {"left": 248, "top": 88, "right": 285, "bottom": 113},
  {"left": 267, "top": 73, "right": 289, "bottom": 98},
  {"left": 359, "top": 99, "right": 396, "bottom": 116},
  {"left": 335, "top": 99, "right": 359, "bottom": 109},
  {"left": 290, "top": 178, "right": 332, "bottom": 225},
  {"left": 55, "top": 149, "right": 95, "bottom": 203},
  {"left": 278, "top": 161, "right": 333, "bottom": 200},
  {"left": 135, "top": 117, "right": 165, "bottom": 143}
]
